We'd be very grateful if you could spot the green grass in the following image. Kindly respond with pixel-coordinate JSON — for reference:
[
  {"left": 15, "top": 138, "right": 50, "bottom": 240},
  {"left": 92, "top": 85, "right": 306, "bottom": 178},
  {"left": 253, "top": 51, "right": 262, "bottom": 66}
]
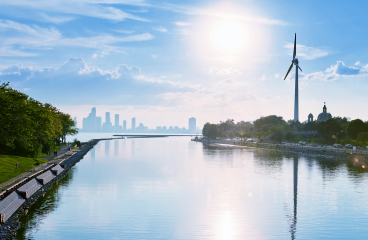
[{"left": 0, "top": 155, "right": 49, "bottom": 184}]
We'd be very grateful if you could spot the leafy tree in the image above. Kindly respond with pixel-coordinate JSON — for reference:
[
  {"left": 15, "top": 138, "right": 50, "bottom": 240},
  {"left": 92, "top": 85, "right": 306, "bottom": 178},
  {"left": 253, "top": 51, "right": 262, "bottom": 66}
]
[
  {"left": 59, "top": 113, "right": 77, "bottom": 144},
  {"left": 323, "top": 119, "right": 342, "bottom": 141},
  {"left": 207, "top": 124, "right": 219, "bottom": 139},
  {"left": 305, "top": 121, "right": 317, "bottom": 131},
  {"left": 285, "top": 131, "right": 293, "bottom": 141},
  {"left": 202, "top": 123, "right": 211, "bottom": 137},
  {"left": 347, "top": 119, "right": 368, "bottom": 139},
  {"left": 0, "top": 82, "right": 77, "bottom": 157},
  {"left": 356, "top": 132, "right": 368, "bottom": 146},
  {"left": 254, "top": 115, "right": 285, "bottom": 131}
]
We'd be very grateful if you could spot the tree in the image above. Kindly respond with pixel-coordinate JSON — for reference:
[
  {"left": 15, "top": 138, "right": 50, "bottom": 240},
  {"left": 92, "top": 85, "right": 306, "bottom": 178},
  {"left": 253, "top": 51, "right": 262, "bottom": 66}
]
[
  {"left": 323, "top": 119, "right": 342, "bottom": 141},
  {"left": 0, "top": 82, "right": 77, "bottom": 157},
  {"left": 202, "top": 123, "right": 211, "bottom": 137},
  {"left": 347, "top": 119, "right": 368, "bottom": 139},
  {"left": 285, "top": 131, "right": 293, "bottom": 141},
  {"left": 59, "top": 113, "right": 78, "bottom": 144},
  {"left": 207, "top": 124, "right": 219, "bottom": 139},
  {"left": 254, "top": 115, "right": 285, "bottom": 132}
]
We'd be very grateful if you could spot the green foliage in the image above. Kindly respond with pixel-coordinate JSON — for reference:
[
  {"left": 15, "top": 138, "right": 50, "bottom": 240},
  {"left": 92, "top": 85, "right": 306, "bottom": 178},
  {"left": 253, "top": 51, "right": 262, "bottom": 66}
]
[
  {"left": 203, "top": 123, "right": 220, "bottom": 139},
  {"left": 285, "top": 131, "right": 293, "bottom": 141},
  {"left": 0, "top": 82, "right": 78, "bottom": 157},
  {"left": 356, "top": 132, "right": 368, "bottom": 147},
  {"left": 254, "top": 115, "right": 286, "bottom": 132},
  {"left": 73, "top": 139, "right": 82, "bottom": 147},
  {"left": 347, "top": 119, "right": 368, "bottom": 139}
]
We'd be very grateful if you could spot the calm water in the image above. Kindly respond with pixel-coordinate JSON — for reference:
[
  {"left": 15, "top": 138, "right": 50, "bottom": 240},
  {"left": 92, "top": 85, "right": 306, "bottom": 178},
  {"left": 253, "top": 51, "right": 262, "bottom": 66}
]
[{"left": 16, "top": 137, "right": 368, "bottom": 240}]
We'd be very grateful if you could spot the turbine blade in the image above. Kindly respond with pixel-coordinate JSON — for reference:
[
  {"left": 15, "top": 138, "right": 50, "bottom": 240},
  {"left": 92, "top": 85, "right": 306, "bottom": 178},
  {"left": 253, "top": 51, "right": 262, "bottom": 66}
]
[
  {"left": 295, "top": 63, "right": 302, "bottom": 72},
  {"left": 293, "top": 33, "right": 296, "bottom": 59},
  {"left": 284, "top": 62, "right": 294, "bottom": 80}
]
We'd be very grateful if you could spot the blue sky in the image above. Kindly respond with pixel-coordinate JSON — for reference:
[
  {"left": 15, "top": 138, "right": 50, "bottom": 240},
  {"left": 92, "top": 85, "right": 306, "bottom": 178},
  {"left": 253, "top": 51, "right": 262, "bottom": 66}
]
[{"left": 1, "top": 0, "right": 368, "bottom": 129}]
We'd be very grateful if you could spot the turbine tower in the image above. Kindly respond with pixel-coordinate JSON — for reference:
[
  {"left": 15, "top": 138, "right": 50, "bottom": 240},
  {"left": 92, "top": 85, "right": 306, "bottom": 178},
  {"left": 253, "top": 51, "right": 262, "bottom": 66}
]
[{"left": 284, "top": 33, "right": 302, "bottom": 122}]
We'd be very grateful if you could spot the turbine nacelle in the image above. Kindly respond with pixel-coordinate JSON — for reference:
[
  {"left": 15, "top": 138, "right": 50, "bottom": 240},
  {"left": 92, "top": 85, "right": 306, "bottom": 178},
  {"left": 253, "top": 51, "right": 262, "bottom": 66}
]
[{"left": 284, "top": 34, "right": 303, "bottom": 80}]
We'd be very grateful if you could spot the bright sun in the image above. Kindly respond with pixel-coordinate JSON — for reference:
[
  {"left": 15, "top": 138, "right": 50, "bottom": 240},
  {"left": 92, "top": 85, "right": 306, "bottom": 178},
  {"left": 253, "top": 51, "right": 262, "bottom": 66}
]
[{"left": 213, "top": 21, "right": 245, "bottom": 52}]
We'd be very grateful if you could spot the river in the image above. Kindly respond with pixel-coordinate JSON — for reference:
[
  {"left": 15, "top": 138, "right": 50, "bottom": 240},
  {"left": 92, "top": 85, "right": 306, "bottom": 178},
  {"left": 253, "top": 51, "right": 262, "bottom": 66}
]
[{"left": 15, "top": 136, "right": 368, "bottom": 239}]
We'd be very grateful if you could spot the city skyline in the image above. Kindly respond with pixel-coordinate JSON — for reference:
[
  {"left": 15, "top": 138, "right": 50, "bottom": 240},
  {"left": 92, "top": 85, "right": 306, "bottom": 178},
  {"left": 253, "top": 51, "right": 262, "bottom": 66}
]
[{"left": 81, "top": 107, "right": 200, "bottom": 133}]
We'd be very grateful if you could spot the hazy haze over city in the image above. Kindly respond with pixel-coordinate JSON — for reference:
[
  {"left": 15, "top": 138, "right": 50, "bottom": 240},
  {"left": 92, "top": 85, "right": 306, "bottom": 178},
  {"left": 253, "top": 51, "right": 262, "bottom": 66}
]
[{"left": 1, "top": 0, "right": 368, "bottom": 128}]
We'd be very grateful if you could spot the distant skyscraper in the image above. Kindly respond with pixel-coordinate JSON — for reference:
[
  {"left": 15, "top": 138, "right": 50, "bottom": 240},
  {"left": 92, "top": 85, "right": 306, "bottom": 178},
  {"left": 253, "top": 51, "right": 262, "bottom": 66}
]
[
  {"left": 73, "top": 117, "right": 77, "bottom": 128},
  {"left": 123, "top": 120, "right": 127, "bottom": 131},
  {"left": 82, "top": 107, "right": 102, "bottom": 132},
  {"left": 114, "top": 114, "right": 122, "bottom": 132},
  {"left": 189, "top": 117, "right": 196, "bottom": 133},
  {"left": 102, "top": 112, "right": 113, "bottom": 132},
  {"left": 132, "top": 117, "right": 136, "bottom": 131}
]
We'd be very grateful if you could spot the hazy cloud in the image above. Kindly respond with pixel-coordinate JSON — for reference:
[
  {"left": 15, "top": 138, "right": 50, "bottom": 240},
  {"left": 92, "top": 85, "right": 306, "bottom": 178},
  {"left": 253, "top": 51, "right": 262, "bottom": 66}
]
[
  {"left": 0, "top": 20, "right": 154, "bottom": 56},
  {"left": 152, "top": 26, "right": 167, "bottom": 32},
  {"left": 0, "top": 58, "right": 195, "bottom": 105},
  {"left": 284, "top": 43, "right": 328, "bottom": 60},
  {"left": 174, "top": 21, "right": 191, "bottom": 26},
  {"left": 258, "top": 74, "right": 266, "bottom": 81}
]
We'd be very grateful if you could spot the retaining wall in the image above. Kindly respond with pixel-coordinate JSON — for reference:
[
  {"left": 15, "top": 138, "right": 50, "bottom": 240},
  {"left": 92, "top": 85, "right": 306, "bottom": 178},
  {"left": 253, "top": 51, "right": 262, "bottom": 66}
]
[{"left": 0, "top": 139, "right": 99, "bottom": 240}]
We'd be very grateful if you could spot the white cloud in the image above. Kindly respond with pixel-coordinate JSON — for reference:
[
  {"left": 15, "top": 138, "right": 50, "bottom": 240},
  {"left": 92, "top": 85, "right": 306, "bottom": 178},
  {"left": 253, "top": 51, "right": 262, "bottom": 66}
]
[
  {"left": 38, "top": 12, "right": 75, "bottom": 23},
  {"left": 274, "top": 73, "right": 281, "bottom": 79},
  {"left": 158, "top": 4, "right": 287, "bottom": 25},
  {"left": 0, "top": 20, "right": 154, "bottom": 56},
  {"left": 92, "top": 53, "right": 98, "bottom": 58},
  {"left": 355, "top": 61, "right": 360, "bottom": 65},
  {"left": 152, "top": 26, "right": 167, "bottom": 32},
  {"left": 113, "top": 29, "right": 135, "bottom": 34},
  {"left": 301, "top": 61, "right": 368, "bottom": 82},
  {"left": 0, "top": 0, "right": 149, "bottom": 22},
  {"left": 265, "top": 95, "right": 280, "bottom": 100},
  {"left": 216, "top": 67, "right": 241, "bottom": 75},
  {"left": 174, "top": 21, "right": 191, "bottom": 26},
  {"left": 284, "top": 43, "right": 328, "bottom": 60},
  {"left": 151, "top": 54, "right": 157, "bottom": 58},
  {"left": 258, "top": 74, "right": 266, "bottom": 81}
]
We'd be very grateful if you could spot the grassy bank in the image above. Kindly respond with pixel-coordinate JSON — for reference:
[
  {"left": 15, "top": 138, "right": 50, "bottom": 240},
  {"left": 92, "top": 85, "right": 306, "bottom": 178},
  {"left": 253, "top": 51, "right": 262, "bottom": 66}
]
[{"left": 0, "top": 155, "right": 49, "bottom": 184}]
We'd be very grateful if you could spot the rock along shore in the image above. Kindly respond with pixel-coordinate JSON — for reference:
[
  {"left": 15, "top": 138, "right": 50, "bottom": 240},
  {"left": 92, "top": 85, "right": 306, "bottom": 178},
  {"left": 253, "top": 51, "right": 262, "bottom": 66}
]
[{"left": 0, "top": 139, "right": 99, "bottom": 240}]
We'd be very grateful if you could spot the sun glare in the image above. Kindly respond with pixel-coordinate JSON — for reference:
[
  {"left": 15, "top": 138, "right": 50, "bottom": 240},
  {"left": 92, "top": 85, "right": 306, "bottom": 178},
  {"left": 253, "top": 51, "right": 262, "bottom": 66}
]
[{"left": 213, "top": 21, "right": 245, "bottom": 52}]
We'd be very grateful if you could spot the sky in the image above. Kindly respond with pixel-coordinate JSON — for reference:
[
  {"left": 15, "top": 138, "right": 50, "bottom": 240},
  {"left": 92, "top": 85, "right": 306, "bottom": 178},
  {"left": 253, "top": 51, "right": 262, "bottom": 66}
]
[{"left": 1, "top": 0, "right": 368, "bottom": 129}]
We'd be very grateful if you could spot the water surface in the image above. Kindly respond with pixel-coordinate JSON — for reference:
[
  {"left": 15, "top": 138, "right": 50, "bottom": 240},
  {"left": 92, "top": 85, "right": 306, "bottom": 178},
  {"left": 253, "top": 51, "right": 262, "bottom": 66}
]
[{"left": 16, "top": 137, "right": 368, "bottom": 239}]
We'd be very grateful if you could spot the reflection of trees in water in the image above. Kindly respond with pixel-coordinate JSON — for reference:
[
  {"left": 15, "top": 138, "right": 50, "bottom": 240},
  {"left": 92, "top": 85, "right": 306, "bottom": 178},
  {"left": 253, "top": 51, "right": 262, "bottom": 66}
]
[
  {"left": 202, "top": 145, "right": 235, "bottom": 164},
  {"left": 346, "top": 157, "right": 368, "bottom": 180},
  {"left": 15, "top": 168, "right": 76, "bottom": 240},
  {"left": 314, "top": 156, "right": 345, "bottom": 181},
  {"left": 253, "top": 149, "right": 285, "bottom": 172}
]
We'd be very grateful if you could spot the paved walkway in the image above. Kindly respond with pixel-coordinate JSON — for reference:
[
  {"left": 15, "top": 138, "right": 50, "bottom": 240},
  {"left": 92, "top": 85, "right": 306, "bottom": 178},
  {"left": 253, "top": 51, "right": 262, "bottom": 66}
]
[
  {"left": 42, "top": 146, "right": 71, "bottom": 159},
  {"left": 0, "top": 146, "right": 80, "bottom": 192}
]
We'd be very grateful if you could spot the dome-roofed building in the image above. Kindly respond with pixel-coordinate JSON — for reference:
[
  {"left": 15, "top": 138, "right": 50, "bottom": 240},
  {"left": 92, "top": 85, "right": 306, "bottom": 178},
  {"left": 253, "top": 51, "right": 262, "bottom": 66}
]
[
  {"left": 317, "top": 103, "right": 332, "bottom": 122},
  {"left": 308, "top": 113, "right": 314, "bottom": 122}
]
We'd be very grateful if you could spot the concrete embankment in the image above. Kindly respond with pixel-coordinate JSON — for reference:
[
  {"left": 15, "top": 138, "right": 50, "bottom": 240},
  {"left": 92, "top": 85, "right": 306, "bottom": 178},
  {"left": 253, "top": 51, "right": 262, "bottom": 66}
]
[{"left": 0, "top": 139, "right": 99, "bottom": 240}]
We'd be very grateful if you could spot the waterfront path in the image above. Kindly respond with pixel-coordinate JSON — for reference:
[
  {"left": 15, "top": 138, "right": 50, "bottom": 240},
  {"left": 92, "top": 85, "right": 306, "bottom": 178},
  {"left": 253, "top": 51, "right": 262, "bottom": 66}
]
[{"left": 0, "top": 146, "right": 81, "bottom": 194}]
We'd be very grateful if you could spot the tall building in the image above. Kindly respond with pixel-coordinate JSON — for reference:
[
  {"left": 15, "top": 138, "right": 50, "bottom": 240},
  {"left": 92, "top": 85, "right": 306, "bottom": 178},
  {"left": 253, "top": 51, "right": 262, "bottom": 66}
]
[
  {"left": 73, "top": 117, "right": 77, "bottom": 128},
  {"left": 189, "top": 117, "right": 196, "bottom": 133},
  {"left": 114, "top": 114, "right": 122, "bottom": 132},
  {"left": 102, "top": 112, "right": 113, "bottom": 132},
  {"left": 82, "top": 107, "right": 102, "bottom": 132},
  {"left": 123, "top": 120, "right": 127, "bottom": 131},
  {"left": 132, "top": 117, "right": 136, "bottom": 131}
]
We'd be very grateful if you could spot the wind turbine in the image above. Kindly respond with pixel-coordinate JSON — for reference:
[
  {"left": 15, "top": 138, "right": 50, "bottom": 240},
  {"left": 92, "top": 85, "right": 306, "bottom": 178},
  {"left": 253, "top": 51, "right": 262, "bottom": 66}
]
[{"left": 284, "top": 33, "right": 302, "bottom": 122}]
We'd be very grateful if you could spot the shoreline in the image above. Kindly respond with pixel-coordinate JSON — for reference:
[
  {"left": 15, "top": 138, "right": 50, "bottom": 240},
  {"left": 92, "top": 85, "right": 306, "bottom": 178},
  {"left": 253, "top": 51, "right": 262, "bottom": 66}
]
[
  {"left": 0, "top": 139, "right": 99, "bottom": 240},
  {"left": 195, "top": 139, "right": 368, "bottom": 163}
]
